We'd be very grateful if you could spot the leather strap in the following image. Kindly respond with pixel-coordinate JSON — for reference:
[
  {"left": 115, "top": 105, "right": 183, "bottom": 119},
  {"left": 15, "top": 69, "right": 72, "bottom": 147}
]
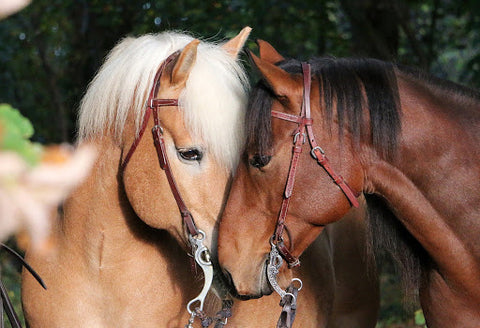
[
  {"left": 121, "top": 107, "right": 152, "bottom": 171},
  {"left": 151, "top": 99, "right": 178, "bottom": 108},
  {"left": 121, "top": 51, "right": 180, "bottom": 170},
  {"left": 276, "top": 284, "right": 299, "bottom": 328},
  {"left": 302, "top": 61, "right": 360, "bottom": 207},
  {"left": 310, "top": 147, "right": 360, "bottom": 207},
  {"left": 151, "top": 106, "right": 199, "bottom": 236},
  {"left": 121, "top": 51, "right": 199, "bottom": 237},
  {"left": 1, "top": 243, "right": 46, "bottom": 328},
  {"left": 271, "top": 111, "right": 312, "bottom": 125}
]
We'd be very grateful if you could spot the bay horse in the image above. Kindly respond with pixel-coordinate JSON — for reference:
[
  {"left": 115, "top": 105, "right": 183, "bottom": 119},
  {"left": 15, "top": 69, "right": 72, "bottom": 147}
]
[
  {"left": 217, "top": 39, "right": 480, "bottom": 328},
  {"left": 19, "top": 29, "right": 376, "bottom": 327}
]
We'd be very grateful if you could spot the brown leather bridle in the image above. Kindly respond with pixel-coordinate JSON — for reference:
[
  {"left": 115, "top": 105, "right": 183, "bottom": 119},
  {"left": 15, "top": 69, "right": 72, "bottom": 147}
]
[
  {"left": 120, "top": 51, "right": 226, "bottom": 326},
  {"left": 121, "top": 51, "right": 200, "bottom": 238},
  {"left": 270, "top": 62, "right": 360, "bottom": 268}
]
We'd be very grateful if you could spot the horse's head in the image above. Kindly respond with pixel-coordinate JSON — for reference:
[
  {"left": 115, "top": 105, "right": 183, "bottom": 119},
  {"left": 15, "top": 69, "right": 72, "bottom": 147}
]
[
  {"left": 218, "top": 40, "right": 366, "bottom": 298},
  {"left": 78, "top": 28, "right": 251, "bottom": 250}
]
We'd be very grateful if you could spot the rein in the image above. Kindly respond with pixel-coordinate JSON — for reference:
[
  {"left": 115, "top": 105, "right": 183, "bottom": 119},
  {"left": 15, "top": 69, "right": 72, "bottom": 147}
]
[
  {"left": 266, "top": 62, "right": 360, "bottom": 327},
  {"left": 121, "top": 52, "right": 229, "bottom": 328},
  {"left": 0, "top": 243, "right": 46, "bottom": 328}
]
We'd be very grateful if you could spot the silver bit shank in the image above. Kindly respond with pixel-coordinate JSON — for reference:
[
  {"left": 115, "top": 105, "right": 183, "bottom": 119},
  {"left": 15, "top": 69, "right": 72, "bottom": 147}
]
[
  {"left": 266, "top": 243, "right": 303, "bottom": 307},
  {"left": 186, "top": 230, "right": 214, "bottom": 315}
]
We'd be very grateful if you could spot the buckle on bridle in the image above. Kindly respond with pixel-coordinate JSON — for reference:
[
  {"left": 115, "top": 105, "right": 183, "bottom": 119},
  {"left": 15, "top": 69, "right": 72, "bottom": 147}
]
[
  {"left": 293, "top": 132, "right": 306, "bottom": 144},
  {"left": 152, "top": 124, "right": 163, "bottom": 134},
  {"left": 310, "top": 146, "right": 325, "bottom": 159}
]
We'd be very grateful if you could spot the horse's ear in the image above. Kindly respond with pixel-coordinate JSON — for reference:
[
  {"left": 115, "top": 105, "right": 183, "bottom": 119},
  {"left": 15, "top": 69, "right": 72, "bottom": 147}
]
[
  {"left": 222, "top": 26, "right": 252, "bottom": 59},
  {"left": 171, "top": 39, "right": 200, "bottom": 86},
  {"left": 249, "top": 50, "right": 295, "bottom": 97},
  {"left": 257, "top": 39, "right": 284, "bottom": 64}
]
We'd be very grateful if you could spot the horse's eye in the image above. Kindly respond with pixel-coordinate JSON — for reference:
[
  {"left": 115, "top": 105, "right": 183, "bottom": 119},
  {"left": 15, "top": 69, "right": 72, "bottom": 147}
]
[
  {"left": 178, "top": 148, "right": 203, "bottom": 161},
  {"left": 249, "top": 154, "right": 272, "bottom": 169}
]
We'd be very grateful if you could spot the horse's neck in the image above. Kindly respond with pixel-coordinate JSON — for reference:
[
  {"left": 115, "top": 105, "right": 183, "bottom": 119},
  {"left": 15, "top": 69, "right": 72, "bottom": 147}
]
[
  {"left": 362, "top": 78, "right": 480, "bottom": 296},
  {"left": 61, "top": 139, "right": 132, "bottom": 262},
  {"left": 22, "top": 136, "right": 205, "bottom": 326},
  {"left": 59, "top": 138, "right": 190, "bottom": 275}
]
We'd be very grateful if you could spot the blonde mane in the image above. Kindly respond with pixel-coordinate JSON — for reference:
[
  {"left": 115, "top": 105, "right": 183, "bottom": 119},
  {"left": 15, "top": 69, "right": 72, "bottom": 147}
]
[{"left": 78, "top": 31, "right": 249, "bottom": 170}]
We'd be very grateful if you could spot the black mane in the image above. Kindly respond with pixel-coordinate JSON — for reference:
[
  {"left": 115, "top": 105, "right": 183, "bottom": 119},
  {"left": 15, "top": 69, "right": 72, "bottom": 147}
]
[{"left": 246, "top": 56, "right": 401, "bottom": 159}]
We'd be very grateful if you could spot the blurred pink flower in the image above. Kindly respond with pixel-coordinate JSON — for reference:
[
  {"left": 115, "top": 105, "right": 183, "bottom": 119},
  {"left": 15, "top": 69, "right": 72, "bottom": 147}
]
[
  {"left": 0, "top": 145, "right": 96, "bottom": 248},
  {"left": 0, "top": 0, "right": 31, "bottom": 19}
]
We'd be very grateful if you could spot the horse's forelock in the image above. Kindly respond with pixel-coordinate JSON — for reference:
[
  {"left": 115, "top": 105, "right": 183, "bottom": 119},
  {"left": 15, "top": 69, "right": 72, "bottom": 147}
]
[
  {"left": 246, "top": 82, "right": 274, "bottom": 155},
  {"left": 77, "top": 32, "right": 249, "bottom": 171},
  {"left": 181, "top": 44, "right": 249, "bottom": 171},
  {"left": 78, "top": 33, "right": 188, "bottom": 144}
]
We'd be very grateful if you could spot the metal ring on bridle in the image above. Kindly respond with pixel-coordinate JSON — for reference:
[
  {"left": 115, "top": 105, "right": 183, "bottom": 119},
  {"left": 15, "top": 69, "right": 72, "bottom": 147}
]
[
  {"left": 270, "top": 234, "right": 284, "bottom": 247},
  {"left": 269, "top": 235, "right": 276, "bottom": 247},
  {"left": 192, "top": 229, "right": 206, "bottom": 241},
  {"left": 283, "top": 292, "right": 297, "bottom": 306},
  {"left": 189, "top": 230, "right": 211, "bottom": 266},
  {"left": 291, "top": 278, "right": 303, "bottom": 291}
]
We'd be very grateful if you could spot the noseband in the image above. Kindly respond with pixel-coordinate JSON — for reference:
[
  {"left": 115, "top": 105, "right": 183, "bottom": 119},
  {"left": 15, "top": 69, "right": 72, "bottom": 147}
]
[{"left": 270, "top": 62, "right": 360, "bottom": 268}]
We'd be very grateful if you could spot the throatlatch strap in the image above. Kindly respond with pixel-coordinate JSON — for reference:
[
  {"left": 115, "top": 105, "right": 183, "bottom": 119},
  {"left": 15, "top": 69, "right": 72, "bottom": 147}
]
[{"left": 302, "top": 60, "right": 359, "bottom": 207}]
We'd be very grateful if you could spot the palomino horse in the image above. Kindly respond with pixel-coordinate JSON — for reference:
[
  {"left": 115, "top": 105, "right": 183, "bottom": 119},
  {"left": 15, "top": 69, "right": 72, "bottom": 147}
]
[
  {"left": 217, "top": 39, "right": 480, "bottom": 327},
  {"left": 20, "top": 29, "right": 376, "bottom": 327}
]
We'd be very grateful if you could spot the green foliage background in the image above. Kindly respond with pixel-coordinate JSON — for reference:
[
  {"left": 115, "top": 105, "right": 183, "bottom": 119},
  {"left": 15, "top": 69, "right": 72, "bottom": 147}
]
[
  {"left": 1, "top": 0, "right": 479, "bottom": 144},
  {"left": 0, "top": 0, "right": 479, "bottom": 327}
]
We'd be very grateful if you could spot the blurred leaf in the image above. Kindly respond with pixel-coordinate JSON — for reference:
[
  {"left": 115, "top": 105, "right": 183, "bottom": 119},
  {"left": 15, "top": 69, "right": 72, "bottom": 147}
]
[
  {"left": 415, "top": 309, "right": 426, "bottom": 326},
  {"left": 0, "top": 104, "right": 42, "bottom": 165}
]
